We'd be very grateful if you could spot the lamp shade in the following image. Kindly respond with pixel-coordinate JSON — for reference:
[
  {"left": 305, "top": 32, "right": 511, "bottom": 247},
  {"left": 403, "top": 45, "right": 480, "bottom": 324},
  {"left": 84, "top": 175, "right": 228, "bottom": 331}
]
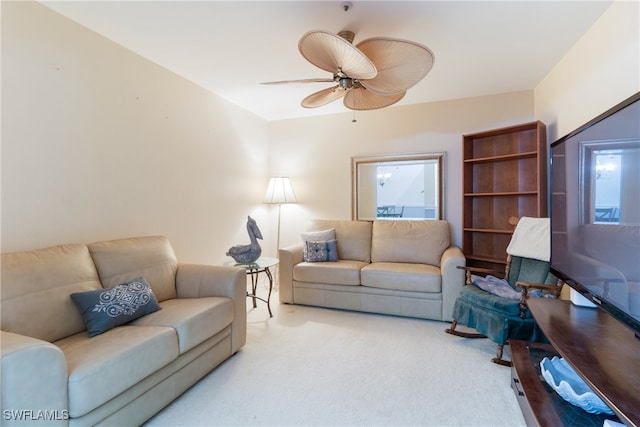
[{"left": 263, "top": 177, "right": 297, "bottom": 204}]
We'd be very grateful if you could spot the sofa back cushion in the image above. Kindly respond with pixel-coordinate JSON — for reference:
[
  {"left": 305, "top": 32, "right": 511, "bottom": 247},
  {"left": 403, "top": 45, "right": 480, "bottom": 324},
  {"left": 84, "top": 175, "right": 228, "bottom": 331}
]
[
  {"left": 307, "top": 220, "right": 373, "bottom": 263},
  {"left": 371, "top": 220, "right": 450, "bottom": 266},
  {"left": 88, "top": 236, "right": 178, "bottom": 302},
  {"left": 1, "top": 244, "right": 103, "bottom": 342}
]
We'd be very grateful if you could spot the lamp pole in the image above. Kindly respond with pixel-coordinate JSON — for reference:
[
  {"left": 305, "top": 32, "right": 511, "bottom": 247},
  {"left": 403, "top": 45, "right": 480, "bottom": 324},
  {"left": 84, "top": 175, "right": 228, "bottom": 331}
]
[{"left": 276, "top": 202, "right": 283, "bottom": 254}]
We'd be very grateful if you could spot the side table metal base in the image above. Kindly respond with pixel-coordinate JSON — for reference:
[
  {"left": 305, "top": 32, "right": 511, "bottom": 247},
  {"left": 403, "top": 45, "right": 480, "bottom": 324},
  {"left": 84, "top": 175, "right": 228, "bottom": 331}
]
[
  {"left": 246, "top": 266, "right": 273, "bottom": 317},
  {"left": 225, "top": 257, "right": 278, "bottom": 319}
]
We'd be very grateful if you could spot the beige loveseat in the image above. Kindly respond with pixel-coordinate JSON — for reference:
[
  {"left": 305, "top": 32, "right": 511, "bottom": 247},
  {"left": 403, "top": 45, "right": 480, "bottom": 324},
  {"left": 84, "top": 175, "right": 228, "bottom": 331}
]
[
  {"left": 279, "top": 219, "right": 465, "bottom": 321},
  {"left": 1, "top": 236, "right": 246, "bottom": 426}
]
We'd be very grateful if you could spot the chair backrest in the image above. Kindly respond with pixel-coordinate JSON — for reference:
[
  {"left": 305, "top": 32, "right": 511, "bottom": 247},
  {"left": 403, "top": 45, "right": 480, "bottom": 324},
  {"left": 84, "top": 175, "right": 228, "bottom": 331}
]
[
  {"left": 506, "top": 256, "right": 557, "bottom": 288},
  {"left": 506, "top": 217, "right": 550, "bottom": 263},
  {"left": 504, "top": 217, "right": 556, "bottom": 289}
]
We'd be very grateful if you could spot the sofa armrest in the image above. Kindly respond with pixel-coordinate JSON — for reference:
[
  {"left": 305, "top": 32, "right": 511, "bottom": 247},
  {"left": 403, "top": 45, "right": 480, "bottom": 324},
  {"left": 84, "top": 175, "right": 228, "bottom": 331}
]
[
  {"left": 278, "top": 243, "right": 304, "bottom": 303},
  {"left": 1, "top": 331, "right": 68, "bottom": 426},
  {"left": 176, "top": 264, "right": 247, "bottom": 352},
  {"left": 440, "top": 245, "right": 466, "bottom": 321},
  {"left": 515, "top": 281, "right": 563, "bottom": 318}
]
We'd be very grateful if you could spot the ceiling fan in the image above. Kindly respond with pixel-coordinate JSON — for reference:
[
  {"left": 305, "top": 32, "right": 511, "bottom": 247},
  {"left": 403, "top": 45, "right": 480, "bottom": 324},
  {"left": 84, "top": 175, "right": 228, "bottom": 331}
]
[{"left": 263, "top": 30, "right": 435, "bottom": 111}]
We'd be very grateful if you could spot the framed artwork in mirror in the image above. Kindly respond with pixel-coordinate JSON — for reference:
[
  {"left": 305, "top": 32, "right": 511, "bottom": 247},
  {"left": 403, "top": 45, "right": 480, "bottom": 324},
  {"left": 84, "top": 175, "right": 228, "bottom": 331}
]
[{"left": 352, "top": 152, "right": 444, "bottom": 221}]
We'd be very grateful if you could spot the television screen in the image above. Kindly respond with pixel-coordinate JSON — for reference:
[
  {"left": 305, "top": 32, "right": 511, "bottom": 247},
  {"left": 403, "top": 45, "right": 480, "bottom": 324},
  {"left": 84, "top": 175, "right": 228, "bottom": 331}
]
[{"left": 550, "top": 92, "right": 640, "bottom": 334}]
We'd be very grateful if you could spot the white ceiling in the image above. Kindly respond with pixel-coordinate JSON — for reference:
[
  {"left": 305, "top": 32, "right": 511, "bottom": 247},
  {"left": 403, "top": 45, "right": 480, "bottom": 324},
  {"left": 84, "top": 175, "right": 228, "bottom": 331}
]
[{"left": 41, "top": 1, "right": 612, "bottom": 122}]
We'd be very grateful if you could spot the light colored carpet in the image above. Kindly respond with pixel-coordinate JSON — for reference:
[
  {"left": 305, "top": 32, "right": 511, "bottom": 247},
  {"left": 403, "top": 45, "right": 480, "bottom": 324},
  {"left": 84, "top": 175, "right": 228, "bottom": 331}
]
[{"left": 145, "top": 290, "right": 526, "bottom": 427}]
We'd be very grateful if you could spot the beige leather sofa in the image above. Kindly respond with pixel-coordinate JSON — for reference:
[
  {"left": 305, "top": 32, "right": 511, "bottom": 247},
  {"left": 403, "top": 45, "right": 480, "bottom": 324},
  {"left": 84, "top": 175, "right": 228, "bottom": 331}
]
[
  {"left": 1, "top": 236, "right": 246, "bottom": 426},
  {"left": 279, "top": 219, "right": 466, "bottom": 321}
]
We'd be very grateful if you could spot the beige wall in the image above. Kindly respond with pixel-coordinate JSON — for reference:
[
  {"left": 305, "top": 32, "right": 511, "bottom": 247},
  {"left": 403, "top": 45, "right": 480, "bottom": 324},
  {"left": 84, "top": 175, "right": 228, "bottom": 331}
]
[
  {"left": 268, "top": 91, "right": 535, "bottom": 249},
  {"left": 3, "top": 0, "right": 638, "bottom": 262},
  {"left": 535, "top": 0, "right": 640, "bottom": 141},
  {"left": 1, "top": 1, "right": 270, "bottom": 263}
]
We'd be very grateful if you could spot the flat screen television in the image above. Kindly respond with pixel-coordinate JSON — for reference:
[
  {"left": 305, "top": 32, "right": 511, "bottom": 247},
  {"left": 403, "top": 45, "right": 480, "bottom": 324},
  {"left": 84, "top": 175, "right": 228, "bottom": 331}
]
[{"left": 550, "top": 91, "right": 640, "bottom": 336}]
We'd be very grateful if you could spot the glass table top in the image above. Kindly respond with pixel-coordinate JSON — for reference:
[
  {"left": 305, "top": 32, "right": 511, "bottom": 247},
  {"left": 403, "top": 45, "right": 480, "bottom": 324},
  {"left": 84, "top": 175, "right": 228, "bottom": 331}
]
[{"left": 224, "top": 256, "right": 279, "bottom": 271}]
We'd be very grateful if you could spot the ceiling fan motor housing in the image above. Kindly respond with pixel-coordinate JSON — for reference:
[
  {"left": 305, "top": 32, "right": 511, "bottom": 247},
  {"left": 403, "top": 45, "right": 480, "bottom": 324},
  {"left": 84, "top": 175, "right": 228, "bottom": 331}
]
[
  {"left": 338, "top": 77, "right": 355, "bottom": 90},
  {"left": 338, "top": 31, "right": 355, "bottom": 44}
]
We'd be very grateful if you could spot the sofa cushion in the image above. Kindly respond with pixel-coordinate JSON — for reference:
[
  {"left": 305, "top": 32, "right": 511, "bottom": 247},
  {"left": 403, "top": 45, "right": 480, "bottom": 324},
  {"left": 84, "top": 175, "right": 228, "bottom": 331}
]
[
  {"left": 88, "top": 236, "right": 178, "bottom": 302},
  {"left": 361, "top": 262, "right": 442, "bottom": 292},
  {"left": 301, "top": 229, "right": 335, "bottom": 242},
  {"left": 294, "top": 260, "right": 368, "bottom": 286},
  {"left": 55, "top": 325, "right": 178, "bottom": 418},
  {"left": 1, "top": 244, "right": 103, "bottom": 342},
  {"left": 304, "top": 240, "right": 339, "bottom": 262},
  {"left": 70, "top": 278, "right": 161, "bottom": 337},
  {"left": 371, "top": 220, "right": 450, "bottom": 266},
  {"left": 456, "top": 284, "right": 529, "bottom": 318},
  {"left": 308, "top": 220, "right": 372, "bottom": 263},
  {"left": 130, "top": 297, "right": 234, "bottom": 353}
]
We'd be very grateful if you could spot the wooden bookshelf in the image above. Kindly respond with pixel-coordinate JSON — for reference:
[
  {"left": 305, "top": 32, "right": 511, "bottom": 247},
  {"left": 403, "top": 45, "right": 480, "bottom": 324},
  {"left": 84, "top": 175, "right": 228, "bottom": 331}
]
[{"left": 462, "top": 121, "right": 548, "bottom": 271}]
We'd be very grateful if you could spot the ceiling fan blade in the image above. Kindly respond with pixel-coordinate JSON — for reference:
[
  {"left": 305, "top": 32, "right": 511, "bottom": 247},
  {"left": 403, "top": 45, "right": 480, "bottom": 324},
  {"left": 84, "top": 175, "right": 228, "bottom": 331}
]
[
  {"left": 261, "top": 78, "right": 334, "bottom": 85},
  {"left": 343, "top": 87, "right": 405, "bottom": 111},
  {"left": 301, "top": 85, "right": 346, "bottom": 108},
  {"left": 356, "top": 37, "right": 434, "bottom": 96},
  {"left": 299, "top": 30, "right": 377, "bottom": 80}
]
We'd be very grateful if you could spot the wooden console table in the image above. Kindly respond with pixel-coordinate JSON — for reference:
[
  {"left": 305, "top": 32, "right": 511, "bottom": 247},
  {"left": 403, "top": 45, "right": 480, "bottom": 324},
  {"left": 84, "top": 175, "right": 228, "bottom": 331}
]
[{"left": 511, "top": 298, "right": 640, "bottom": 427}]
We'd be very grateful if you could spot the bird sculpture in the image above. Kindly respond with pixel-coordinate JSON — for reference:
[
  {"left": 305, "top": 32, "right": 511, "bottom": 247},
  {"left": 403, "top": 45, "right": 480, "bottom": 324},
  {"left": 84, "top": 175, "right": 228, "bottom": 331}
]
[{"left": 226, "top": 216, "right": 263, "bottom": 264}]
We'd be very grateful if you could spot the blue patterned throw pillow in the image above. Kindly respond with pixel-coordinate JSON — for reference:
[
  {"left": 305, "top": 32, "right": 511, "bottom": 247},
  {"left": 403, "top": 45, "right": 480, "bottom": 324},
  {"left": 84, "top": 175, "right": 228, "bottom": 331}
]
[
  {"left": 304, "top": 239, "right": 338, "bottom": 262},
  {"left": 70, "top": 277, "right": 161, "bottom": 337},
  {"left": 301, "top": 229, "right": 336, "bottom": 261}
]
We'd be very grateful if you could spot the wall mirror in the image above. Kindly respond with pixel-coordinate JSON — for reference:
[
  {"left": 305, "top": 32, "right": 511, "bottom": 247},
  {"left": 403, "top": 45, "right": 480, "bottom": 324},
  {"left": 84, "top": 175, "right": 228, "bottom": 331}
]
[{"left": 352, "top": 153, "right": 444, "bottom": 221}]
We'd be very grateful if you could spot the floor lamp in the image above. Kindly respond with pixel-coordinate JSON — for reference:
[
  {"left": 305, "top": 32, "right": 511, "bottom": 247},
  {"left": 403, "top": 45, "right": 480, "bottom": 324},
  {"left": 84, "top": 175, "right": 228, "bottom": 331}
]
[{"left": 263, "top": 177, "right": 297, "bottom": 255}]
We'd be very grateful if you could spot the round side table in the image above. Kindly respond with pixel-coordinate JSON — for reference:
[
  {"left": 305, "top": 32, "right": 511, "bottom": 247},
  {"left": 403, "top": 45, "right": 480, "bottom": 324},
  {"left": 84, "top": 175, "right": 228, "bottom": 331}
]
[{"left": 225, "top": 257, "right": 278, "bottom": 317}]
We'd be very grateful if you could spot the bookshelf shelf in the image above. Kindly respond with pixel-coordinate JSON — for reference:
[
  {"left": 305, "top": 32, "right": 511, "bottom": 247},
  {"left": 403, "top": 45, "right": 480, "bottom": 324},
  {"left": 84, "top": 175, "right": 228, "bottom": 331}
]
[{"left": 462, "top": 121, "right": 547, "bottom": 271}]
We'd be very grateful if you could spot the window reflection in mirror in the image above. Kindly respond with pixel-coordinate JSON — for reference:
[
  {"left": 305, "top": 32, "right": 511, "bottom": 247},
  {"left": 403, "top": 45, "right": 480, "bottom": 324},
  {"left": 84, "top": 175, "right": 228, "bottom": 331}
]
[
  {"left": 352, "top": 153, "right": 444, "bottom": 220},
  {"left": 582, "top": 140, "right": 640, "bottom": 225}
]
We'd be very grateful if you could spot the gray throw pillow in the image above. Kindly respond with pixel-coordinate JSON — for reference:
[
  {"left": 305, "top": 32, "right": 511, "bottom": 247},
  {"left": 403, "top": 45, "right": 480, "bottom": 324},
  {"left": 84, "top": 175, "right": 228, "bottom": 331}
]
[
  {"left": 301, "top": 228, "right": 336, "bottom": 261},
  {"left": 304, "top": 239, "right": 339, "bottom": 262},
  {"left": 70, "top": 277, "right": 161, "bottom": 337}
]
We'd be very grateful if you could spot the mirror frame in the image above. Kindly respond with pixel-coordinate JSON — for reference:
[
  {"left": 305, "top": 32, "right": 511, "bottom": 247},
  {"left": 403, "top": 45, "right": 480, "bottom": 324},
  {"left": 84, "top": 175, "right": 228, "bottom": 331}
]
[{"left": 352, "top": 152, "right": 444, "bottom": 221}]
